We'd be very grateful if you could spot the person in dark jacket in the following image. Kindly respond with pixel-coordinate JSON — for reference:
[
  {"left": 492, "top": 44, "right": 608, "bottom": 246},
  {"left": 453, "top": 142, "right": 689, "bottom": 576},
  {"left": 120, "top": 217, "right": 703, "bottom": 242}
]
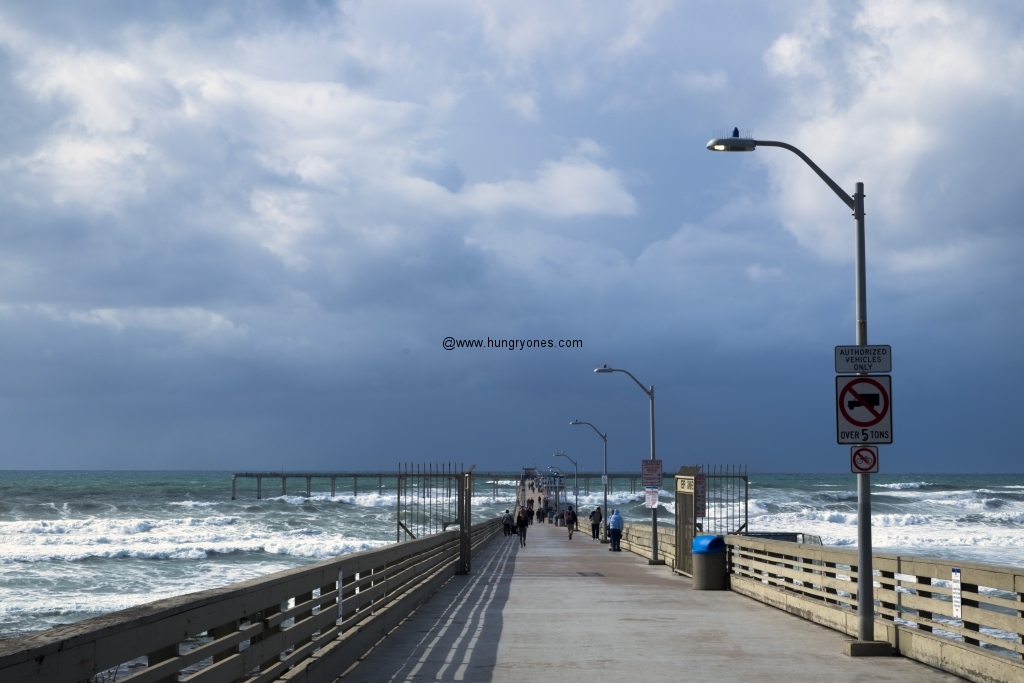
[
  {"left": 589, "top": 507, "right": 603, "bottom": 540},
  {"left": 516, "top": 508, "right": 529, "bottom": 547},
  {"left": 565, "top": 505, "right": 577, "bottom": 539}
]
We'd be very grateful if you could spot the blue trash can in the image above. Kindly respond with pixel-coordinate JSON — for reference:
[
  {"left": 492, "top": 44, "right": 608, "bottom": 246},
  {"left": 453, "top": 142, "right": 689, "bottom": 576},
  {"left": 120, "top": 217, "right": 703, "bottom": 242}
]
[{"left": 692, "top": 535, "right": 727, "bottom": 590}]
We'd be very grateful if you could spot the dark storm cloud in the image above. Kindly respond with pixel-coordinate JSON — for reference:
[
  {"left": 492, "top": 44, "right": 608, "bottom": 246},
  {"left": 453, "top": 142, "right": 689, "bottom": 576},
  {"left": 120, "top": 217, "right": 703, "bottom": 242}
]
[{"left": 0, "top": 1, "right": 1021, "bottom": 472}]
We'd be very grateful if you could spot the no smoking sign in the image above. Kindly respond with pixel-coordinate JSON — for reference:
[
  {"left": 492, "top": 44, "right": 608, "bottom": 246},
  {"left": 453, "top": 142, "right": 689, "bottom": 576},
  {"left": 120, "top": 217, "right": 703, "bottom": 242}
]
[
  {"left": 836, "top": 375, "right": 892, "bottom": 444},
  {"left": 851, "top": 446, "right": 879, "bottom": 473}
]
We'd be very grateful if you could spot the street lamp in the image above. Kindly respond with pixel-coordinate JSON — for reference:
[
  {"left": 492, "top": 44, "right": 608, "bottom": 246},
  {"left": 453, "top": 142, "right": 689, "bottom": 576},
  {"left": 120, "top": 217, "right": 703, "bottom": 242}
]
[
  {"left": 571, "top": 420, "right": 608, "bottom": 542},
  {"left": 553, "top": 451, "right": 578, "bottom": 517},
  {"left": 594, "top": 365, "right": 662, "bottom": 565},
  {"left": 707, "top": 128, "right": 877, "bottom": 647},
  {"left": 548, "top": 465, "right": 565, "bottom": 516}
]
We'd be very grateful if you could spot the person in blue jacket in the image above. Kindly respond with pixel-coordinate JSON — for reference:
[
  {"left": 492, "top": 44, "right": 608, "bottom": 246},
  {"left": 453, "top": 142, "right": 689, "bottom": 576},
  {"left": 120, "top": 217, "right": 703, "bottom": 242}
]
[{"left": 608, "top": 509, "right": 624, "bottom": 552}]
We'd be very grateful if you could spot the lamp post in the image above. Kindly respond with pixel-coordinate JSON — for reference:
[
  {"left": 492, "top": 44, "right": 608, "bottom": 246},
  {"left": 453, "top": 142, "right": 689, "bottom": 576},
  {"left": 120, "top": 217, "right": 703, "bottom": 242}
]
[
  {"left": 594, "top": 365, "right": 662, "bottom": 565},
  {"left": 548, "top": 465, "right": 565, "bottom": 516},
  {"left": 707, "top": 128, "right": 875, "bottom": 646},
  {"left": 571, "top": 420, "right": 608, "bottom": 542},
  {"left": 553, "top": 452, "right": 578, "bottom": 516}
]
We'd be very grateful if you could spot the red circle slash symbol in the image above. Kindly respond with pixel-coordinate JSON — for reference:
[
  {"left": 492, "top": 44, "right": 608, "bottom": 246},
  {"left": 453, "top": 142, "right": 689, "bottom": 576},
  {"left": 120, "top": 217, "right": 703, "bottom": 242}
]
[
  {"left": 852, "top": 448, "right": 877, "bottom": 472},
  {"left": 839, "top": 377, "right": 889, "bottom": 427}
]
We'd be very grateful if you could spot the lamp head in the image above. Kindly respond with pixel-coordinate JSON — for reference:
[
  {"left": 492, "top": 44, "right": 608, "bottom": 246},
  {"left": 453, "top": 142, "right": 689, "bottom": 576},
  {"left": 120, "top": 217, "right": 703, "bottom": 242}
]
[
  {"left": 707, "top": 127, "right": 755, "bottom": 152},
  {"left": 594, "top": 365, "right": 614, "bottom": 373},
  {"left": 707, "top": 138, "right": 756, "bottom": 152},
  {"left": 570, "top": 420, "right": 583, "bottom": 425}
]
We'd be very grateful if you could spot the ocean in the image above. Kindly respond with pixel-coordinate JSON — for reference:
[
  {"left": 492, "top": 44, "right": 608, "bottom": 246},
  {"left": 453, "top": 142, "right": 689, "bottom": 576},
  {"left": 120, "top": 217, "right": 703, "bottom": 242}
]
[{"left": 1, "top": 470, "right": 1022, "bottom": 640}]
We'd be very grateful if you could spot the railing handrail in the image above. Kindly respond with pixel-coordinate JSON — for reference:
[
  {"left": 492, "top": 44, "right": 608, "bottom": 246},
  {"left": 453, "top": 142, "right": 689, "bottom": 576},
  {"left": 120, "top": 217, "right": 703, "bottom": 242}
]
[
  {"left": 724, "top": 534, "right": 1024, "bottom": 663},
  {"left": 0, "top": 517, "right": 504, "bottom": 683}
]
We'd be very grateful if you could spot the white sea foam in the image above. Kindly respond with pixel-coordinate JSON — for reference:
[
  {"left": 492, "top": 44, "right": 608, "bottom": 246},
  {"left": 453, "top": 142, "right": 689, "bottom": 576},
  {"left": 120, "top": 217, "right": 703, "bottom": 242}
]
[{"left": 876, "top": 482, "right": 933, "bottom": 490}]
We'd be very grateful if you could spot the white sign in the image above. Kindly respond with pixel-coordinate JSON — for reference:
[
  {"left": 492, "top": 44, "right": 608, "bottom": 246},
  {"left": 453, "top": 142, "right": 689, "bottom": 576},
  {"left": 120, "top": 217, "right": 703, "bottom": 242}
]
[
  {"left": 951, "top": 568, "right": 962, "bottom": 619},
  {"left": 601, "top": 475, "right": 608, "bottom": 485},
  {"left": 836, "top": 375, "right": 893, "bottom": 444},
  {"left": 644, "top": 486, "right": 659, "bottom": 509},
  {"left": 835, "top": 345, "right": 891, "bottom": 374},
  {"left": 572, "top": 486, "right": 579, "bottom": 497},
  {"left": 641, "top": 459, "right": 663, "bottom": 487},
  {"left": 851, "top": 446, "right": 879, "bottom": 473},
  {"left": 694, "top": 473, "right": 707, "bottom": 517}
]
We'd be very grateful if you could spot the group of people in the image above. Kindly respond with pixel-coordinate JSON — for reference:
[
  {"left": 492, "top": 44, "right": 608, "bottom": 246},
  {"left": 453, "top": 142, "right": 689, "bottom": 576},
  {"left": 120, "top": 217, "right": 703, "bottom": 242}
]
[
  {"left": 512, "top": 502, "right": 623, "bottom": 551},
  {"left": 502, "top": 507, "right": 532, "bottom": 547},
  {"left": 505, "top": 475, "right": 624, "bottom": 551},
  {"left": 573, "top": 506, "right": 624, "bottom": 550}
]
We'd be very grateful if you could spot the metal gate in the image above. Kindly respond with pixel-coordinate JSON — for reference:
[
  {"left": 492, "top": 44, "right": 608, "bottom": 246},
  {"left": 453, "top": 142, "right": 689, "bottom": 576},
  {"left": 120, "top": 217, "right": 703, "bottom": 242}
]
[
  {"left": 397, "top": 462, "right": 475, "bottom": 573},
  {"left": 674, "top": 464, "right": 748, "bottom": 577}
]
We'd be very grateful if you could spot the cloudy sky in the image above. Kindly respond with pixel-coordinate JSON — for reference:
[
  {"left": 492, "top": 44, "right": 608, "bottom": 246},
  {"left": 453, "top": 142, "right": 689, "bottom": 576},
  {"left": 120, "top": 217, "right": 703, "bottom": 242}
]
[{"left": 0, "top": 0, "right": 1021, "bottom": 473}]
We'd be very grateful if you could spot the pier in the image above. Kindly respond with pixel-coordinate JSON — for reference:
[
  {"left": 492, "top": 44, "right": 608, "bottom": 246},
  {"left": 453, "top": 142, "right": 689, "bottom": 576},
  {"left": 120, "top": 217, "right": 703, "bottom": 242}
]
[{"left": 4, "top": 468, "right": 1023, "bottom": 683}]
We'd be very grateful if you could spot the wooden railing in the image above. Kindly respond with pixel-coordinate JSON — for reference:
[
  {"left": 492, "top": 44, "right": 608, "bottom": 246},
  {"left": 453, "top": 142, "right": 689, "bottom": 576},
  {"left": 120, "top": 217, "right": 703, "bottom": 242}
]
[
  {"left": 0, "top": 518, "right": 503, "bottom": 683},
  {"left": 726, "top": 535, "right": 1024, "bottom": 683}
]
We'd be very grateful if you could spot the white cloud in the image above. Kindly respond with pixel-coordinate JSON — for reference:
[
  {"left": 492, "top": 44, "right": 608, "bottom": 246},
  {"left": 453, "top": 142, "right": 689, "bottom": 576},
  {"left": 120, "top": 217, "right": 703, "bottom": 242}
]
[{"left": 761, "top": 0, "right": 1024, "bottom": 273}]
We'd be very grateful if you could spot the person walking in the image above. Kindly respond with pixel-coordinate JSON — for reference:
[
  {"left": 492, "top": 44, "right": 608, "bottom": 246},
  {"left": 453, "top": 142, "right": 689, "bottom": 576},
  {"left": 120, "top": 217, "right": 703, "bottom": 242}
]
[
  {"left": 516, "top": 508, "right": 529, "bottom": 547},
  {"left": 565, "top": 505, "right": 577, "bottom": 540},
  {"left": 526, "top": 506, "right": 535, "bottom": 526},
  {"left": 608, "top": 508, "right": 624, "bottom": 551},
  {"left": 589, "top": 507, "right": 602, "bottom": 540},
  {"left": 502, "top": 509, "right": 513, "bottom": 537}
]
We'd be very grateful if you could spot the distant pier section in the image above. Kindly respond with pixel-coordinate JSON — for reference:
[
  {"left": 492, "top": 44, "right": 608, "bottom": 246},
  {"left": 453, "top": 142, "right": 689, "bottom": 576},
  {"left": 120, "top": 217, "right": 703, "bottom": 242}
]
[{"left": 230, "top": 470, "right": 671, "bottom": 499}]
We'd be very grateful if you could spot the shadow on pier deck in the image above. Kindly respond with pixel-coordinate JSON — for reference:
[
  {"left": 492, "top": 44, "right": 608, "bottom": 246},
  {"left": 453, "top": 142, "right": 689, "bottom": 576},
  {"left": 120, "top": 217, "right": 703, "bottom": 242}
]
[{"left": 343, "top": 523, "right": 962, "bottom": 682}]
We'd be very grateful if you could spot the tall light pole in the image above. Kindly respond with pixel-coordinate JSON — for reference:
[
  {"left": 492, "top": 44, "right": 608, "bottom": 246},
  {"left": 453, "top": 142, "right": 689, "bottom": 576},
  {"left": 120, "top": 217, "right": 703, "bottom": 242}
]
[
  {"left": 707, "top": 129, "right": 876, "bottom": 646},
  {"left": 594, "top": 365, "right": 662, "bottom": 565},
  {"left": 553, "top": 451, "right": 578, "bottom": 516},
  {"left": 548, "top": 465, "right": 566, "bottom": 516},
  {"left": 571, "top": 420, "right": 608, "bottom": 542}
]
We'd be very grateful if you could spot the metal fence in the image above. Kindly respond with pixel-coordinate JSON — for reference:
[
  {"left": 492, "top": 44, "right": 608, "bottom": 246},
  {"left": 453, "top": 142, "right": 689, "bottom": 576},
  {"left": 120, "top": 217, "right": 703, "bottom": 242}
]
[
  {"left": 396, "top": 462, "right": 468, "bottom": 542},
  {"left": 674, "top": 464, "right": 748, "bottom": 577}
]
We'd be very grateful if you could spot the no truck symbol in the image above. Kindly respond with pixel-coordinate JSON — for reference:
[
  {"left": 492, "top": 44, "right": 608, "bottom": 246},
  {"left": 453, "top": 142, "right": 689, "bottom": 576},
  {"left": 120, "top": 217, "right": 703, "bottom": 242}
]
[
  {"left": 838, "top": 377, "right": 889, "bottom": 427},
  {"left": 836, "top": 375, "right": 893, "bottom": 444}
]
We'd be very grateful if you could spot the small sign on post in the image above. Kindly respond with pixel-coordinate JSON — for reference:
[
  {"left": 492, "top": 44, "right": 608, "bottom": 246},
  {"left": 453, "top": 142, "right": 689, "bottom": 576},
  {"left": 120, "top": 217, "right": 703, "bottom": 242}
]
[
  {"left": 952, "top": 567, "right": 962, "bottom": 619},
  {"left": 850, "top": 446, "right": 879, "bottom": 474},
  {"left": 641, "top": 460, "right": 663, "bottom": 487},
  {"left": 835, "top": 345, "right": 891, "bottom": 374},
  {"left": 644, "top": 486, "right": 659, "bottom": 509},
  {"left": 601, "top": 475, "right": 608, "bottom": 485},
  {"left": 694, "top": 473, "right": 707, "bottom": 517},
  {"left": 572, "top": 486, "right": 579, "bottom": 497}
]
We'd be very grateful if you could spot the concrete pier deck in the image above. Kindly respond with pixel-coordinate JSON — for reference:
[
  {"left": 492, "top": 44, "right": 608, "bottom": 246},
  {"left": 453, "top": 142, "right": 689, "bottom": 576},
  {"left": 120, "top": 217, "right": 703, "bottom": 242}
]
[{"left": 342, "top": 521, "right": 963, "bottom": 682}]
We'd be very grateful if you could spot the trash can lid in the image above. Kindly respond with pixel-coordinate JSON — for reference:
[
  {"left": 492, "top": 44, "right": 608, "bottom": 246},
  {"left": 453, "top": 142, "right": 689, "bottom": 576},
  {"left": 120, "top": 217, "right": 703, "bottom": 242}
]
[{"left": 692, "top": 535, "right": 726, "bottom": 554}]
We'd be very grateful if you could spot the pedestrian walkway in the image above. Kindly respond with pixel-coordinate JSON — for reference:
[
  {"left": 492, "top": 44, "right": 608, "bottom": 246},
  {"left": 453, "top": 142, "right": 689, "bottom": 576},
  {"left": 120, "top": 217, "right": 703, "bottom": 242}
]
[{"left": 341, "top": 522, "right": 964, "bottom": 682}]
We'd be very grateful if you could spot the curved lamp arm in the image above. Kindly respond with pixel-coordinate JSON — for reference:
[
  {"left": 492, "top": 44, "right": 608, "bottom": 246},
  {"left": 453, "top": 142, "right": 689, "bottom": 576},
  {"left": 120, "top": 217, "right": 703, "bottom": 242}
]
[
  {"left": 571, "top": 420, "right": 607, "bottom": 441},
  {"left": 754, "top": 140, "right": 855, "bottom": 210}
]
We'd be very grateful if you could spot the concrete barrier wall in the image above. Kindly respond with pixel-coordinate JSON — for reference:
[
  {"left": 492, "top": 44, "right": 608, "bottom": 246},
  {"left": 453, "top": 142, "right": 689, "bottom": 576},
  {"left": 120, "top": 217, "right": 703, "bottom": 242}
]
[
  {"left": 0, "top": 517, "right": 503, "bottom": 683},
  {"left": 619, "top": 521, "right": 676, "bottom": 567},
  {"left": 726, "top": 535, "right": 1024, "bottom": 683}
]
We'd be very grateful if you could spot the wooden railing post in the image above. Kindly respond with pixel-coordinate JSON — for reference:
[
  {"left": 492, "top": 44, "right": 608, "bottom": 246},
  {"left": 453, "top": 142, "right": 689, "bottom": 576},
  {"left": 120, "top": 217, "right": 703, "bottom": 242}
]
[
  {"left": 916, "top": 576, "right": 933, "bottom": 632},
  {"left": 259, "top": 603, "right": 283, "bottom": 673},
  {"left": 823, "top": 561, "right": 839, "bottom": 605},
  {"left": 880, "top": 570, "right": 897, "bottom": 621},
  {"left": 146, "top": 643, "right": 178, "bottom": 683},
  {"left": 962, "top": 581, "right": 980, "bottom": 646},
  {"left": 211, "top": 619, "right": 241, "bottom": 683}
]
